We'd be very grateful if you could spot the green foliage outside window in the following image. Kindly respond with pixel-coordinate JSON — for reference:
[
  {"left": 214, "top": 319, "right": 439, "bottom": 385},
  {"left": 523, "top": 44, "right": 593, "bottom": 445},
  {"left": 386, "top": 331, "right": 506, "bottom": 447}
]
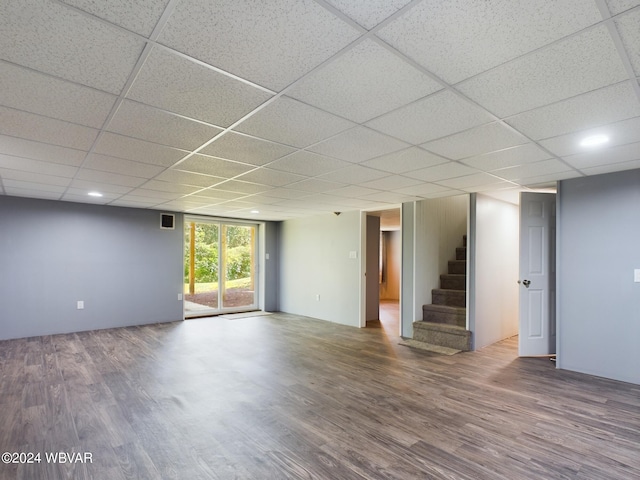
[{"left": 185, "top": 223, "right": 252, "bottom": 284}]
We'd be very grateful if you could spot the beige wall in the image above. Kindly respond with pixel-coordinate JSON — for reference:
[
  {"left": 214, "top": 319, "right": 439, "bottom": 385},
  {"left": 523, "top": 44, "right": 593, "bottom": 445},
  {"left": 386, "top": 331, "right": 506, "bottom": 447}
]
[{"left": 380, "top": 230, "right": 400, "bottom": 300}]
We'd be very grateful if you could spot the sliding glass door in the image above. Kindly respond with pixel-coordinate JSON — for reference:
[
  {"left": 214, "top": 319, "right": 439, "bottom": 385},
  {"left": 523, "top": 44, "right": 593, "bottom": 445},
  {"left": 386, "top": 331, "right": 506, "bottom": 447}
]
[{"left": 184, "top": 219, "right": 257, "bottom": 318}]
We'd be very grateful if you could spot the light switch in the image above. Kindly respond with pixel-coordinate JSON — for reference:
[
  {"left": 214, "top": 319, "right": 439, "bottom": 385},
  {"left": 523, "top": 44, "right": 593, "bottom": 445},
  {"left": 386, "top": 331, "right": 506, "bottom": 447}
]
[
  {"left": 634, "top": 269, "right": 640, "bottom": 283},
  {"left": 349, "top": 251, "right": 357, "bottom": 259}
]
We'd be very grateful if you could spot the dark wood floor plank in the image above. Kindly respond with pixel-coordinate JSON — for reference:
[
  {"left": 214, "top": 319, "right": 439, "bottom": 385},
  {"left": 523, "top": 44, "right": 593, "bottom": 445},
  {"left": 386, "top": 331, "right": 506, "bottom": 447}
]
[{"left": 1, "top": 304, "right": 639, "bottom": 479}]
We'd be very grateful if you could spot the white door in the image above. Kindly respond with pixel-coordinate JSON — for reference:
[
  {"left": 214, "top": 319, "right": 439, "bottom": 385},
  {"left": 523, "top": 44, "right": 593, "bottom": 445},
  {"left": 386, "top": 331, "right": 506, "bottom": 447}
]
[{"left": 519, "top": 192, "right": 556, "bottom": 356}]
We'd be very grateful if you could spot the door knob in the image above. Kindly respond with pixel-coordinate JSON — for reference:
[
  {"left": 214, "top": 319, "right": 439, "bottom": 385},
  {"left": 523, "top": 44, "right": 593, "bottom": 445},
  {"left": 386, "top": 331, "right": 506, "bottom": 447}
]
[{"left": 522, "top": 279, "right": 531, "bottom": 287}]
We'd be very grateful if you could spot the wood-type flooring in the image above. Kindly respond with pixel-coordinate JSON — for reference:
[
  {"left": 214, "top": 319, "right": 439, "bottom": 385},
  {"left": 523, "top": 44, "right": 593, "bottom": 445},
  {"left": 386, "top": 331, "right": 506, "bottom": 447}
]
[{"left": 1, "top": 307, "right": 638, "bottom": 479}]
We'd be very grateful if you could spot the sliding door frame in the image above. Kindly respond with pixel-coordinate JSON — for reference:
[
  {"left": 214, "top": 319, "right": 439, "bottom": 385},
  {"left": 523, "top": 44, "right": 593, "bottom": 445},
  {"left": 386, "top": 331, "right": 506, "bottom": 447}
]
[{"left": 183, "top": 215, "right": 261, "bottom": 318}]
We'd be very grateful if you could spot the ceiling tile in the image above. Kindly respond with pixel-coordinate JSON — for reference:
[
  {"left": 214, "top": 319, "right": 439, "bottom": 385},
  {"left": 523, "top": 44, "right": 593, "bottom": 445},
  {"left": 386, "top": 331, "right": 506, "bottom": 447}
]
[
  {"left": 268, "top": 151, "right": 351, "bottom": 176},
  {"left": 615, "top": 10, "right": 640, "bottom": 76},
  {"left": 461, "top": 144, "right": 553, "bottom": 171},
  {"left": 328, "top": 185, "right": 381, "bottom": 198},
  {"left": 357, "top": 191, "right": 420, "bottom": 204},
  {"left": 0, "top": 62, "right": 116, "bottom": 129},
  {"left": 158, "top": 0, "right": 360, "bottom": 91},
  {"left": 464, "top": 181, "right": 515, "bottom": 193},
  {"left": 117, "top": 189, "right": 183, "bottom": 201},
  {"left": 0, "top": 154, "right": 78, "bottom": 178},
  {"left": 154, "top": 169, "right": 224, "bottom": 188},
  {"left": 358, "top": 175, "right": 422, "bottom": 190},
  {"left": 366, "top": 90, "right": 494, "bottom": 145},
  {"left": 287, "top": 39, "right": 442, "bottom": 123},
  {"left": 0, "top": 0, "right": 145, "bottom": 94},
  {"left": 174, "top": 154, "right": 255, "bottom": 178},
  {"left": 211, "top": 180, "right": 270, "bottom": 195},
  {"left": 137, "top": 181, "right": 201, "bottom": 195},
  {"left": 236, "top": 168, "right": 307, "bottom": 187},
  {"left": 67, "top": 180, "right": 133, "bottom": 195},
  {"left": 194, "top": 189, "right": 250, "bottom": 200},
  {"left": 127, "top": 47, "right": 273, "bottom": 127},
  {"left": 606, "top": 0, "right": 640, "bottom": 14},
  {"left": 0, "top": 135, "right": 86, "bottom": 166},
  {"left": 200, "top": 132, "right": 296, "bottom": 166},
  {"left": 409, "top": 162, "right": 477, "bottom": 182},
  {"left": 581, "top": 159, "right": 640, "bottom": 176},
  {"left": 377, "top": 0, "right": 601, "bottom": 84},
  {"left": 362, "top": 147, "right": 448, "bottom": 173},
  {"left": 3, "top": 179, "right": 67, "bottom": 194},
  {"left": 61, "top": 192, "right": 115, "bottom": 204},
  {"left": 435, "top": 173, "right": 503, "bottom": 189},
  {"left": 59, "top": 0, "right": 170, "bottom": 37},
  {"left": 2, "top": 187, "right": 62, "bottom": 200},
  {"left": 506, "top": 82, "right": 640, "bottom": 140},
  {"left": 493, "top": 159, "right": 574, "bottom": 181},
  {"left": 563, "top": 141, "right": 640, "bottom": 169},
  {"left": 325, "top": 0, "right": 411, "bottom": 29},
  {"left": 422, "top": 123, "right": 528, "bottom": 160},
  {"left": 275, "top": 180, "right": 342, "bottom": 194},
  {"left": 309, "top": 126, "right": 409, "bottom": 163},
  {"left": 94, "top": 132, "right": 187, "bottom": 167},
  {"left": 392, "top": 182, "right": 454, "bottom": 197},
  {"left": 0, "top": 106, "right": 98, "bottom": 151},
  {"left": 235, "top": 97, "right": 355, "bottom": 148},
  {"left": 75, "top": 169, "right": 148, "bottom": 188},
  {"left": 108, "top": 101, "right": 223, "bottom": 151},
  {"left": 0, "top": 169, "right": 72, "bottom": 187},
  {"left": 519, "top": 171, "right": 579, "bottom": 187},
  {"left": 457, "top": 26, "right": 628, "bottom": 117},
  {"left": 242, "top": 191, "right": 304, "bottom": 202},
  {"left": 83, "top": 154, "right": 166, "bottom": 179},
  {"left": 318, "top": 165, "right": 389, "bottom": 184},
  {"left": 539, "top": 116, "right": 640, "bottom": 156},
  {"left": 110, "top": 198, "right": 163, "bottom": 208},
  {"left": 236, "top": 194, "right": 282, "bottom": 205}
]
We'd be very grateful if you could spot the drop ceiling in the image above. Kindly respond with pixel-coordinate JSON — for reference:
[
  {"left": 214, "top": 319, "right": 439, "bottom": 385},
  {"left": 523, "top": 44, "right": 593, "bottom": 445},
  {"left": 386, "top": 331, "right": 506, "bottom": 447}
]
[{"left": 1, "top": 0, "right": 639, "bottom": 221}]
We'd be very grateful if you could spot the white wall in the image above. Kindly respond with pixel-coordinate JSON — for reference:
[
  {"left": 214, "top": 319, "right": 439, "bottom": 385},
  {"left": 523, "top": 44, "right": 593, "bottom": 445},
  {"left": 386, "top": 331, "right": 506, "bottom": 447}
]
[
  {"left": 279, "top": 211, "right": 361, "bottom": 327},
  {"left": 414, "top": 196, "right": 468, "bottom": 321},
  {"left": 557, "top": 170, "right": 640, "bottom": 384},
  {"left": 468, "top": 194, "right": 519, "bottom": 350}
]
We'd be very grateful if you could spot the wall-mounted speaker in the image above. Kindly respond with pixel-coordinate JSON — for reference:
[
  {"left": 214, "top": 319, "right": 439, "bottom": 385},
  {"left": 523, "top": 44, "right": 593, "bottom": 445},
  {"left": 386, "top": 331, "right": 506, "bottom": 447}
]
[{"left": 160, "top": 213, "right": 175, "bottom": 230}]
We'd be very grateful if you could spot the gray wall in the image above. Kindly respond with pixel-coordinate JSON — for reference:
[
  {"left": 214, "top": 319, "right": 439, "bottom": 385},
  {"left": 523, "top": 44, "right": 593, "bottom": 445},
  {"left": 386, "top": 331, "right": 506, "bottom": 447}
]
[
  {"left": 365, "top": 215, "right": 380, "bottom": 321},
  {"left": 278, "top": 211, "right": 361, "bottom": 327},
  {"left": 558, "top": 170, "right": 640, "bottom": 384},
  {"left": 0, "top": 196, "right": 184, "bottom": 340},
  {"left": 401, "top": 201, "right": 414, "bottom": 337},
  {"left": 263, "top": 221, "right": 280, "bottom": 312}
]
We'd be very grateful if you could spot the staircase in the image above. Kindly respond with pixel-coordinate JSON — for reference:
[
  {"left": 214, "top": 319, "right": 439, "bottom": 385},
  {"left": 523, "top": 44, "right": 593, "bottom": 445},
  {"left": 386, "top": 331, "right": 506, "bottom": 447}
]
[{"left": 412, "top": 235, "right": 471, "bottom": 352}]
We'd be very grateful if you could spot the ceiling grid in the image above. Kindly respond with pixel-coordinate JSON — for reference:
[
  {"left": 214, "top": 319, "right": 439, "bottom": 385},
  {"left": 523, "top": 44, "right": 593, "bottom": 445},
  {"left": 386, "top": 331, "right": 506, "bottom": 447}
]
[{"left": 1, "top": 0, "right": 639, "bottom": 218}]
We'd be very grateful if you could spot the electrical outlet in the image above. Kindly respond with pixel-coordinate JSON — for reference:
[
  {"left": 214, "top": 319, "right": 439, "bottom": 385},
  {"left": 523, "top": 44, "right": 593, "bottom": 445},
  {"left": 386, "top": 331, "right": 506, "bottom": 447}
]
[
  {"left": 316, "top": 294, "right": 320, "bottom": 301},
  {"left": 77, "top": 301, "right": 84, "bottom": 310},
  {"left": 178, "top": 293, "right": 183, "bottom": 301}
]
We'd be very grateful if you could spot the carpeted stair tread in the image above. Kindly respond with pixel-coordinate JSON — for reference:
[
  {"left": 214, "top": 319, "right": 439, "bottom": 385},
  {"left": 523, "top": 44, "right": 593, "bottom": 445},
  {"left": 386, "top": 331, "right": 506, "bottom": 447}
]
[
  {"left": 422, "top": 304, "right": 465, "bottom": 314},
  {"left": 399, "top": 339, "right": 461, "bottom": 356}
]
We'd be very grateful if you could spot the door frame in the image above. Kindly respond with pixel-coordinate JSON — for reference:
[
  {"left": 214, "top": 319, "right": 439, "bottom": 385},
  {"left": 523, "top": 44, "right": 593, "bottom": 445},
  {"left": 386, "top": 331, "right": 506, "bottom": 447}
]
[
  {"left": 183, "top": 215, "right": 261, "bottom": 318},
  {"left": 518, "top": 192, "right": 557, "bottom": 357},
  {"left": 359, "top": 207, "right": 402, "bottom": 334}
]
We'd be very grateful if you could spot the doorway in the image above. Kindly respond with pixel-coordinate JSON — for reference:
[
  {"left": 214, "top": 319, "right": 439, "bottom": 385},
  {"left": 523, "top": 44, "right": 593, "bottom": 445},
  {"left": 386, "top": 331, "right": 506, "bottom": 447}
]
[
  {"left": 184, "top": 218, "right": 258, "bottom": 318},
  {"left": 363, "top": 208, "right": 401, "bottom": 336}
]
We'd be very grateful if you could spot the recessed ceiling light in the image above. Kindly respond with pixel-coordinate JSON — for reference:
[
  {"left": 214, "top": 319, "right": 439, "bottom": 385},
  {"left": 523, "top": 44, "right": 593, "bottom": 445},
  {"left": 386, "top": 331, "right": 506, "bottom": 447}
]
[
  {"left": 250, "top": 210, "right": 260, "bottom": 214},
  {"left": 579, "top": 134, "right": 609, "bottom": 147},
  {"left": 88, "top": 191, "right": 103, "bottom": 197}
]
